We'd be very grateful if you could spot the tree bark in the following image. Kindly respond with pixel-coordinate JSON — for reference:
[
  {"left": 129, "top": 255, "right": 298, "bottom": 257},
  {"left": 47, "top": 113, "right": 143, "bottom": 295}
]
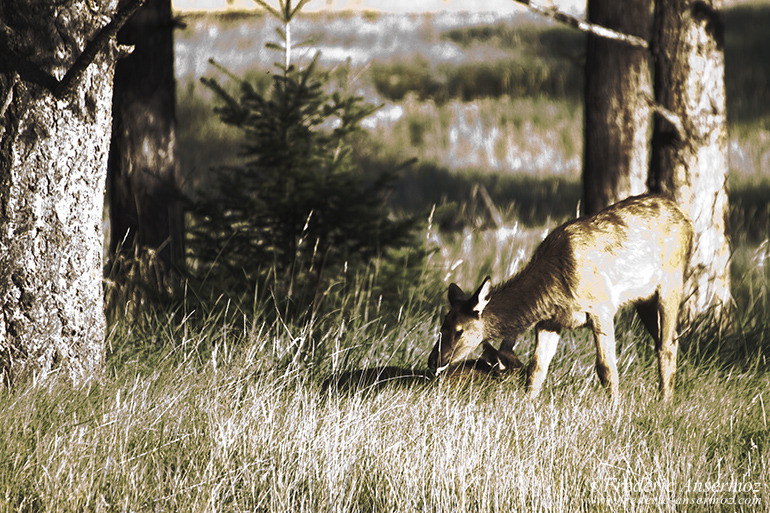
[
  {"left": 108, "top": 0, "right": 182, "bottom": 304},
  {"left": 583, "top": 0, "right": 651, "bottom": 214},
  {"left": 650, "top": 0, "right": 731, "bottom": 320},
  {"left": 0, "top": 0, "right": 119, "bottom": 385}
]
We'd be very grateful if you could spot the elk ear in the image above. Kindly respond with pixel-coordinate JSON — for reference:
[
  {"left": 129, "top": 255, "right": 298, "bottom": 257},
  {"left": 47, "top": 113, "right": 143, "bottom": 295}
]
[
  {"left": 471, "top": 276, "right": 492, "bottom": 314},
  {"left": 448, "top": 283, "right": 466, "bottom": 307}
]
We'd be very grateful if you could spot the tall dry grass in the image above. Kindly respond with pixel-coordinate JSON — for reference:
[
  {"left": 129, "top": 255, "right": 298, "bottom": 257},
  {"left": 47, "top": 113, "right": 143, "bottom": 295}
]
[{"left": 3, "top": 212, "right": 769, "bottom": 511}]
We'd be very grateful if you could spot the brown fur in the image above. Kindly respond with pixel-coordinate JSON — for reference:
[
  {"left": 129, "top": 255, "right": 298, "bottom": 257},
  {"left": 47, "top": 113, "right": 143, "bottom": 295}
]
[{"left": 428, "top": 194, "right": 693, "bottom": 401}]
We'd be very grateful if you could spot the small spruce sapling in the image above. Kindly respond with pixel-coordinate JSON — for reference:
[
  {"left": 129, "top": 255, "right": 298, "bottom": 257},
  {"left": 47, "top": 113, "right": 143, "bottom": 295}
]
[{"left": 190, "top": 0, "right": 416, "bottom": 310}]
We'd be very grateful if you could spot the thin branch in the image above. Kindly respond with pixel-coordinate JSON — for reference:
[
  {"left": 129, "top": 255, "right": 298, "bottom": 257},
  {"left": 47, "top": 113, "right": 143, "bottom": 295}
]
[
  {"left": 510, "top": 0, "right": 649, "bottom": 50},
  {"left": 0, "top": 72, "right": 18, "bottom": 119},
  {"left": 475, "top": 184, "right": 504, "bottom": 229},
  {"left": 54, "top": 0, "right": 146, "bottom": 98},
  {"left": 0, "top": 0, "right": 145, "bottom": 100},
  {"left": 643, "top": 94, "right": 685, "bottom": 139}
]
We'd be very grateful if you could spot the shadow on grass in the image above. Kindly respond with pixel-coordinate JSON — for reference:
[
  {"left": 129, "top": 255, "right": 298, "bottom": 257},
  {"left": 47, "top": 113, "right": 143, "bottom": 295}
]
[
  {"left": 377, "top": 159, "right": 768, "bottom": 243},
  {"left": 323, "top": 344, "right": 526, "bottom": 394},
  {"left": 323, "top": 366, "right": 432, "bottom": 393},
  {"left": 373, "top": 23, "right": 585, "bottom": 103},
  {"left": 679, "top": 319, "right": 770, "bottom": 376},
  {"left": 366, "top": 159, "right": 582, "bottom": 230}
]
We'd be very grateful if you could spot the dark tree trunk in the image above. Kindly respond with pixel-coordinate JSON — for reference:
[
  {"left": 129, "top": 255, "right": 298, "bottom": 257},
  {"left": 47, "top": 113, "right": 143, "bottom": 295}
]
[
  {"left": 108, "top": 0, "right": 182, "bottom": 304},
  {"left": 650, "top": 0, "right": 730, "bottom": 320},
  {"left": 583, "top": 0, "right": 651, "bottom": 215},
  {"left": 0, "top": 0, "right": 118, "bottom": 385}
]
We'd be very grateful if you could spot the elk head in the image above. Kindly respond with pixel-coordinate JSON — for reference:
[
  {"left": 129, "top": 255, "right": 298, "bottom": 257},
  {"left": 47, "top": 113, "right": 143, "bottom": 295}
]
[{"left": 428, "top": 277, "right": 492, "bottom": 374}]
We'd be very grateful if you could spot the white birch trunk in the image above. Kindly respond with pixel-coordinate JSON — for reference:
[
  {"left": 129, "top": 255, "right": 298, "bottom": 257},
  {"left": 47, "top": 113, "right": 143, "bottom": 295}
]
[{"left": 650, "top": 0, "right": 731, "bottom": 322}]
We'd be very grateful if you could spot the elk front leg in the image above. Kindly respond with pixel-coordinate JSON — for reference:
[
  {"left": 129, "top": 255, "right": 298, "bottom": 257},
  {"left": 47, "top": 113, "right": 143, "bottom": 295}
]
[
  {"left": 526, "top": 329, "right": 560, "bottom": 398},
  {"left": 590, "top": 312, "right": 619, "bottom": 400},
  {"left": 500, "top": 337, "right": 515, "bottom": 354}
]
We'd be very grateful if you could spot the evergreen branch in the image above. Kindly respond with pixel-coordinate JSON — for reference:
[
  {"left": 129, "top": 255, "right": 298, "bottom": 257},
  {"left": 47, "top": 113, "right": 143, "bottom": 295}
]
[
  {"left": 207, "top": 58, "right": 248, "bottom": 85},
  {"left": 199, "top": 76, "right": 245, "bottom": 124},
  {"left": 252, "top": 0, "right": 281, "bottom": 20},
  {"left": 510, "top": 0, "right": 648, "bottom": 49},
  {"left": 289, "top": 0, "right": 313, "bottom": 19},
  {"left": 282, "top": 0, "right": 290, "bottom": 21}
]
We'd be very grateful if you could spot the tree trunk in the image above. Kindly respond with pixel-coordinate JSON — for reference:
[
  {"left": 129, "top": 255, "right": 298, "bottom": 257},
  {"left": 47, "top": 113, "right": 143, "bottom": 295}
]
[
  {"left": 650, "top": 0, "right": 731, "bottom": 320},
  {"left": 583, "top": 0, "right": 651, "bottom": 215},
  {"left": 0, "top": 0, "right": 118, "bottom": 385},
  {"left": 107, "top": 0, "right": 182, "bottom": 306}
]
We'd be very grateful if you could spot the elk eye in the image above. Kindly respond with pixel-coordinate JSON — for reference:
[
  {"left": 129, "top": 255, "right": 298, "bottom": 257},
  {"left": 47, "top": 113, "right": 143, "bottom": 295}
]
[{"left": 455, "top": 327, "right": 463, "bottom": 336}]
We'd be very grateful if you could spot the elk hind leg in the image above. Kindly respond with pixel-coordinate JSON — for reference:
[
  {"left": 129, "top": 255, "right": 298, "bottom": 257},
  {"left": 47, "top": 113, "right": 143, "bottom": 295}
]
[
  {"left": 590, "top": 312, "right": 619, "bottom": 400},
  {"left": 657, "top": 287, "right": 682, "bottom": 401}
]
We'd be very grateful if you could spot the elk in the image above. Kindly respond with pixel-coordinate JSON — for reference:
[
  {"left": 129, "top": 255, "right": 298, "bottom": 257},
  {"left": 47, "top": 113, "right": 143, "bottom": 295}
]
[
  {"left": 441, "top": 341, "right": 524, "bottom": 381},
  {"left": 427, "top": 194, "right": 693, "bottom": 401}
]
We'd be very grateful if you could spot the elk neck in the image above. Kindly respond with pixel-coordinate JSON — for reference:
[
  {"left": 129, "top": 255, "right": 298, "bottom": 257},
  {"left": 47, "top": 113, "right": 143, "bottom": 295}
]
[{"left": 480, "top": 243, "right": 574, "bottom": 341}]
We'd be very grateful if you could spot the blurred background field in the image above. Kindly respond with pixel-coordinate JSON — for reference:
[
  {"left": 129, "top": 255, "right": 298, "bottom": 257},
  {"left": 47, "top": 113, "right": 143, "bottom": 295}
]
[
  {"left": 176, "top": 5, "right": 769, "bottom": 237},
  {"left": 175, "top": 4, "right": 769, "bottom": 313}
]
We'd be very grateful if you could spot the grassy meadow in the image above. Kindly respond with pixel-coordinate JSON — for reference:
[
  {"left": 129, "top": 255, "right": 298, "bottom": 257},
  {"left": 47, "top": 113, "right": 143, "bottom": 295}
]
[{"left": 2, "top": 4, "right": 770, "bottom": 512}]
